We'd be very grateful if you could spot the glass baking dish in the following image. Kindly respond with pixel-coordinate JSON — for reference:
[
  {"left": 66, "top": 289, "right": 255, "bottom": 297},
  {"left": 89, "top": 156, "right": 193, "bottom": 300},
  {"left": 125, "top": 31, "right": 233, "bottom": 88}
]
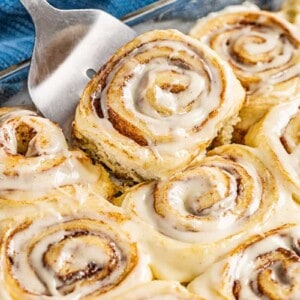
[{"left": 0, "top": 0, "right": 284, "bottom": 107}]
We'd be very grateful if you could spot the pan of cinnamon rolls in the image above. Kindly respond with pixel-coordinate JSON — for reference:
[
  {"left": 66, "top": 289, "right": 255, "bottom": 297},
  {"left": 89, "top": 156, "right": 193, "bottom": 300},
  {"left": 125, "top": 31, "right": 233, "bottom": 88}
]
[{"left": 2, "top": 0, "right": 300, "bottom": 299}]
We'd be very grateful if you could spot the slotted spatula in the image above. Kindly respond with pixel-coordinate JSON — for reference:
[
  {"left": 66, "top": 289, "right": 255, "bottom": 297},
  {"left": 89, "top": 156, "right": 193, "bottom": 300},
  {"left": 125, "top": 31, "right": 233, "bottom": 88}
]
[{"left": 20, "top": 0, "right": 136, "bottom": 136}]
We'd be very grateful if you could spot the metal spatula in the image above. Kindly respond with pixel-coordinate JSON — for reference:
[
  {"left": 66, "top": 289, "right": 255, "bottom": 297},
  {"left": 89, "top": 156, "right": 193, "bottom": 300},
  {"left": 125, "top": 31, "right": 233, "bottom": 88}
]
[{"left": 20, "top": 0, "right": 136, "bottom": 136}]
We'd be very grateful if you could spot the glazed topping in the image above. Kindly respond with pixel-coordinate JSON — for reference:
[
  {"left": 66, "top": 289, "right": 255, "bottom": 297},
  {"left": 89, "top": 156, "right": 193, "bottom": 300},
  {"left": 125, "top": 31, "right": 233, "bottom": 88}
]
[
  {"left": 91, "top": 30, "right": 244, "bottom": 150},
  {"left": 0, "top": 109, "right": 67, "bottom": 156},
  {"left": 190, "top": 10, "right": 300, "bottom": 93},
  {"left": 0, "top": 109, "right": 99, "bottom": 198},
  {"left": 123, "top": 145, "right": 277, "bottom": 243},
  {"left": 4, "top": 213, "right": 141, "bottom": 299},
  {"left": 101, "top": 40, "right": 222, "bottom": 138},
  {"left": 228, "top": 225, "right": 300, "bottom": 299}
]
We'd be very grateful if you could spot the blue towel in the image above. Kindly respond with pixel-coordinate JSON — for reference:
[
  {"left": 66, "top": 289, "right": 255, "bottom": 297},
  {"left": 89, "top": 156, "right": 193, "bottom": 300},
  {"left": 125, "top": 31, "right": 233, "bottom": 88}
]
[{"left": 0, "top": 0, "right": 156, "bottom": 100}]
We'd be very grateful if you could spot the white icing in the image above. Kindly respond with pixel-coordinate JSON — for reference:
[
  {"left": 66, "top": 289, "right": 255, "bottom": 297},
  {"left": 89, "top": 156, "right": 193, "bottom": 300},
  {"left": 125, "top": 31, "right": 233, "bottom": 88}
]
[
  {"left": 190, "top": 7, "right": 300, "bottom": 94},
  {"left": 231, "top": 228, "right": 300, "bottom": 299},
  {"left": 3, "top": 212, "right": 152, "bottom": 299},
  {"left": 188, "top": 200, "right": 300, "bottom": 299},
  {"left": 100, "top": 40, "right": 223, "bottom": 138},
  {"left": 124, "top": 60, "right": 206, "bottom": 134},
  {"left": 0, "top": 109, "right": 67, "bottom": 155},
  {"left": 123, "top": 147, "right": 267, "bottom": 244},
  {"left": 87, "top": 30, "right": 244, "bottom": 164}
]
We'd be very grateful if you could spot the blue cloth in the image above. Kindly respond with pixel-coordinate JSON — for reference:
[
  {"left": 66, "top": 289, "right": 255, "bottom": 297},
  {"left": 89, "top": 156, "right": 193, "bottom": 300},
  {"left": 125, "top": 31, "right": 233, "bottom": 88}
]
[
  {"left": 0, "top": 0, "right": 156, "bottom": 71},
  {"left": 0, "top": 0, "right": 156, "bottom": 101}
]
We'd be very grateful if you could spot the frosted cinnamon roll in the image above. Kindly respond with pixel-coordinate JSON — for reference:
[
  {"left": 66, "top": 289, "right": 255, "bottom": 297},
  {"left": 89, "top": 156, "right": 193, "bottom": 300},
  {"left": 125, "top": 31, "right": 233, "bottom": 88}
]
[
  {"left": 73, "top": 29, "right": 245, "bottom": 182},
  {"left": 190, "top": 7, "right": 300, "bottom": 142},
  {"left": 112, "top": 281, "right": 203, "bottom": 300},
  {"left": 120, "top": 144, "right": 278, "bottom": 282},
  {"left": 0, "top": 107, "right": 114, "bottom": 201},
  {"left": 188, "top": 224, "right": 300, "bottom": 300},
  {"left": 0, "top": 203, "right": 152, "bottom": 299},
  {"left": 245, "top": 97, "right": 300, "bottom": 199}
]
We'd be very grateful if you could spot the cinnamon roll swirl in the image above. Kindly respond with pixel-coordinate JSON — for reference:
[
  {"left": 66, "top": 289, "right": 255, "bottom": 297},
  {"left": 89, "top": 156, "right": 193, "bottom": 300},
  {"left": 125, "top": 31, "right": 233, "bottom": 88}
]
[
  {"left": 0, "top": 107, "right": 114, "bottom": 201},
  {"left": 0, "top": 203, "right": 152, "bottom": 299},
  {"left": 120, "top": 144, "right": 278, "bottom": 282},
  {"left": 112, "top": 281, "right": 203, "bottom": 300},
  {"left": 245, "top": 97, "right": 300, "bottom": 199},
  {"left": 190, "top": 6, "right": 300, "bottom": 142},
  {"left": 73, "top": 29, "right": 245, "bottom": 182},
  {"left": 188, "top": 224, "right": 300, "bottom": 300}
]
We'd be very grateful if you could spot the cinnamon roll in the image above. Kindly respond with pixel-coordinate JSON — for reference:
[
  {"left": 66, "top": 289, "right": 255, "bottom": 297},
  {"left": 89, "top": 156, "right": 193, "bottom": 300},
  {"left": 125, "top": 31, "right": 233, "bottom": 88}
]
[
  {"left": 188, "top": 224, "right": 300, "bottom": 300},
  {"left": 73, "top": 29, "right": 245, "bottom": 182},
  {"left": 112, "top": 281, "right": 203, "bottom": 300},
  {"left": 0, "top": 107, "right": 114, "bottom": 201},
  {"left": 0, "top": 202, "right": 152, "bottom": 299},
  {"left": 245, "top": 97, "right": 300, "bottom": 199},
  {"left": 190, "top": 6, "right": 300, "bottom": 142},
  {"left": 120, "top": 144, "right": 279, "bottom": 282}
]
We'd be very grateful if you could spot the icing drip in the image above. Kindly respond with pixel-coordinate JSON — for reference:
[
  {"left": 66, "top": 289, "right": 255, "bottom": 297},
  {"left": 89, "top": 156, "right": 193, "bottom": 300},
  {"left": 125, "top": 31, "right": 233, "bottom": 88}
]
[
  {"left": 1, "top": 212, "right": 151, "bottom": 299},
  {"left": 123, "top": 145, "right": 275, "bottom": 244},
  {"left": 229, "top": 225, "right": 300, "bottom": 299},
  {"left": 190, "top": 9, "right": 300, "bottom": 95},
  {"left": 0, "top": 109, "right": 100, "bottom": 199}
]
